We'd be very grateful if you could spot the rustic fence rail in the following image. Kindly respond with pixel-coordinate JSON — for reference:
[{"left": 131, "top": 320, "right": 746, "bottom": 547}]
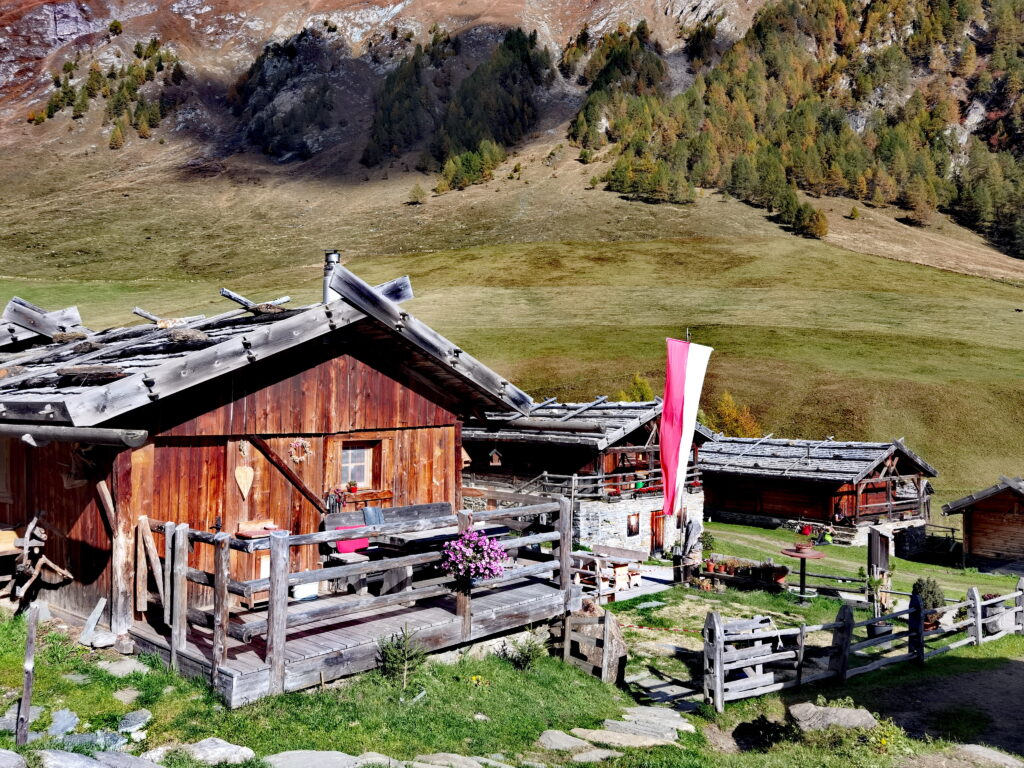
[
  {"left": 703, "top": 577, "right": 1024, "bottom": 711},
  {"left": 135, "top": 498, "right": 573, "bottom": 691}
]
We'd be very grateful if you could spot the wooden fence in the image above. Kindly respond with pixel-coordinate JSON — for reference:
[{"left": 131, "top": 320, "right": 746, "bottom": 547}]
[
  {"left": 703, "top": 578, "right": 1024, "bottom": 712},
  {"left": 135, "top": 498, "right": 572, "bottom": 694},
  {"left": 555, "top": 611, "right": 620, "bottom": 684}
]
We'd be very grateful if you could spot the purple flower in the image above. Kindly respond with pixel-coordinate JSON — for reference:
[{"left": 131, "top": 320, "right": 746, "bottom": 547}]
[{"left": 440, "top": 529, "right": 507, "bottom": 590}]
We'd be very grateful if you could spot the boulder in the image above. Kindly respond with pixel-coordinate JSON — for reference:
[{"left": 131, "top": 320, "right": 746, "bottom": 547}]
[
  {"left": 569, "top": 728, "right": 674, "bottom": 748},
  {"left": 789, "top": 702, "right": 878, "bottom": 732},
  {"left": 184, "top": 738, "right": 255, "bottom": 765},
  {"left": 355, "top": 753, "right": 401, "bottom": 767},
  {"left": 0, "top": 749, "right": 27, "bottom": 768},
  {"left": 113, "top": 688, "right": 140, "bottom": 706},
  {"left": 90, "top": 632, "right": 117, "bottom": 649},
  {"left": 38, "top": 752, "right": 101, "bottom": 768},
  {"left": 264, "top": 751, "right": 360, "bottom": 768},
  {"left": 535, "top": 730, "right": 592, "bottom": 752},
  {"left": 0, "top": 703, "right": 43, "bottom": 731}
]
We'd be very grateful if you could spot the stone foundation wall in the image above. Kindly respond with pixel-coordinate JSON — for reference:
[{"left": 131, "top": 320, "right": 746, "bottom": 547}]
[{"left": 575, "top": 489, "right": 705, "bottom": 553}]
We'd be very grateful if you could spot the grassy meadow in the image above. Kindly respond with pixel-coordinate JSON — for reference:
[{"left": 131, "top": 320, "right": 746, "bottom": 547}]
[{"left": 1, "top": 142, "right": 1023, "bottom": 503}]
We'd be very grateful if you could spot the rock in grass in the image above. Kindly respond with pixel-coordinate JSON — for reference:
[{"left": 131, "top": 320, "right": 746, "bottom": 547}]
[
  {"left": 0, "top": 749, "right": 26, "bottom": 768},
  {"left": 117, "top": 709, "right": 151, "bottom": 734},
  {"left": 113, "top": 688, "right": 140, "bottom": 706},
  {"left": 355, "top": 753, "right": 402, "bottom": 767},
  {"left": 472, "top": 759, "right": 514, "bottom": 768},
  {"left": 0, "top": 704, "right": 43, "bottom": 731},
  {"left": 62, "top": 673, "right": 89, "bottom": 685},
  {"left": 184, "top": 737, "right": 256, "bottom": 765},
  {"left": 49, "top": 708, "right": 79, "bottom": 737},
  {"left": 93, "top": 754, "right": 162, "bottom": 768},
  {"left": 97, "top": 659, "right": 150, "bottom": 678},
  {"left": 60, "top": 730, "right": 127, "bottom": 751},
  {"left": 536, "top": 730, "right": 592, "bottom": 752},
  {"left": 602, "top": 718, "right": 678, "bottom": 741},
  {"left": 38, "top": 751, "right": 101, "bottom": 768},
  {"left": 789, "top": 702, "right": 877, "bottom": 732},
  {"left": 955, "top": 744, "right": 1023, "bottom": 767},
  {"left": 264, "top": 751, "right": 360, "bottom": 768},
  {"left": 569, "top": 728, "right": 675, "bottom": 748},
  {"left": 412, "top": 755, "right": 483, "bottom": 768},
  {"left": 571, "top": 749, "right": 623, "bottom": 763}
]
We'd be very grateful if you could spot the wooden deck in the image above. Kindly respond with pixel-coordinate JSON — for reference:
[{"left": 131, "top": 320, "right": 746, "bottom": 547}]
[{"left": 132, "top": 578, "right": 568, "bottom": 708}]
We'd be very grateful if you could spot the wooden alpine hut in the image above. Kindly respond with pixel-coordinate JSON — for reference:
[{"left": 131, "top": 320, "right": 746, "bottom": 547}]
[
  {"left": 0, "top": 257, "right": 576, "bottom": 705},
  {"left": 698, "top": 436, "right": 937, "bottom": 542},
  {"left": 943, "top": 477, "right": 1024, "bottom": 567}
]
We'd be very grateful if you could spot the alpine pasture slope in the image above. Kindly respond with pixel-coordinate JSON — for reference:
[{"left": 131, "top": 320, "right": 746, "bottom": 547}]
[{"left": 0, "top": 134, "right": 1022, "bottom": 506}]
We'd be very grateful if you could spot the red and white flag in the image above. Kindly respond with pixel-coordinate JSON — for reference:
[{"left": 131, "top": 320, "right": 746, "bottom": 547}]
[{"left": 661, "top": 338, "right": 712, "bottom": 516}]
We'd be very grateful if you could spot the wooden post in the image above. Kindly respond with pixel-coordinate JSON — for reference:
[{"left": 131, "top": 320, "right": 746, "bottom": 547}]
[
  {"left": 600, "top": 611, "right": 614, "bottom": 683},
  {"left": 702, "top": 611, "right": 725, "bottom": 713},
  {"left": 1016, "top": 578, "right": 1024, "bottom": 635},
  {"left": 795, "top": 624, "right": 806, "bottom": 687},
  {"left": 968, "top": 587, "right": 982, "bottom": 645},
  {"left": 138, "top": 517, "right": 164, "bottom": 608},
  {"left": 97, "top": 478, "right": 131, "bottom": 637},
  {"left": 15, "top": 603, "right": 39, "bottom": 746},
  {"left": 162, "top": 522, "right": 176, "bottom": 627},
  {"left": 562, "top": 615, "right": 572, "bottom": 662},
  {"left": 170, "top": 524, "right": 189, "bottom": 671},
  {"left": 908, "top": 593, "right": 925, "bottom": 664},
  {"left": 211, "top": 532, "right": 231, "bottom": 689},
  {"left": 457, "top": 510, "right": 473, "bottom": 641},
  {"left": 828, "top": 604, "right": 854, "bottom": 682},
  {"left": 267, "top": 530, "right": 290, "bottom": 695},
  {"left": 135, "top": 522, "right": 148, "bottom": 611},
  {"left": 557, "top": 496, "right": 572, "bottom": 603}
]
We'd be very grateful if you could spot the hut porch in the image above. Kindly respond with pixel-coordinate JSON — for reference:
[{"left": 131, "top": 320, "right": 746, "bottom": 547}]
[{"left": 130, "top": 498, "right": 574, "bottom": 707}]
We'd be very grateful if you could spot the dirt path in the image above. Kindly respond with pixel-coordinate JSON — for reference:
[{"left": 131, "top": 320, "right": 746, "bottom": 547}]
[{"left": 869, "top": 657, "right": 1024, "bottom": 756}]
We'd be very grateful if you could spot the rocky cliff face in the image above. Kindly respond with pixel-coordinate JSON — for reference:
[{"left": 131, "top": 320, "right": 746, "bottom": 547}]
[{"left": 0, "top": 0, "right": 762, "bottom": 126}]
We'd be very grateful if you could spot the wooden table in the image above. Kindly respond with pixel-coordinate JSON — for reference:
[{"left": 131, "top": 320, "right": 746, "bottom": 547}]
[{"left": 780, "top": 547, "right": 825, "bottom": 602}]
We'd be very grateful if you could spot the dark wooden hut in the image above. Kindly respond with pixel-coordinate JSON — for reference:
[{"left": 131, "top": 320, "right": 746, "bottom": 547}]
[
  {"left": 0, "top": 263, "right": 576, "bottom": 705},
  {"left": 699, "top": 437, "right": 937, "bottom": 532},
  {"left": 943, "top": 477, "right": 1024, "bottom": 566}
]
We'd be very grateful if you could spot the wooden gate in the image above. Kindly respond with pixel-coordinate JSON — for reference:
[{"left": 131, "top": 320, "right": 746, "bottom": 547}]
[{"left": 557, "top": 612, "right": 620, "bottom": 684}]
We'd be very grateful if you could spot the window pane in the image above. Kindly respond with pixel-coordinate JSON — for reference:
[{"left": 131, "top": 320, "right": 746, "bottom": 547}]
[{"left": 342, "top": 446, "right": 370, "bottom": 487}]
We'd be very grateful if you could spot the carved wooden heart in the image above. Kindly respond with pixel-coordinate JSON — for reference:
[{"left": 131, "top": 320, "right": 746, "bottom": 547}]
[{"left": 235, "top": 466, "right": 255, "bottom": 500}]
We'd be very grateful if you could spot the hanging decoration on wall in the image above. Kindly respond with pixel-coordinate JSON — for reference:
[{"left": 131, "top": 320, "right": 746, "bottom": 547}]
[
  {"left": 489, "top": 448, "right": 502, "bottom": 467},
  {"left": 288, "top": 438, "right": 313, "bottom": 464},
  {"left": 234, "top": 466, "right": 255, "bottom": 500},
  {"left": 238, "top": 440, "right": 250, "bottom": 458}
]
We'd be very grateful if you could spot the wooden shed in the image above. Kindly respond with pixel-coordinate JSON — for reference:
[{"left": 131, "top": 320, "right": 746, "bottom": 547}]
[
  {"left": 0, "top": 263, "right": 577, "bottom": 704},
  {"left": 943, "top": 477, "right": 1024, "bottom": 566},
  {"left": 699, "top": 437, "right": 937, "bottom": 530}
]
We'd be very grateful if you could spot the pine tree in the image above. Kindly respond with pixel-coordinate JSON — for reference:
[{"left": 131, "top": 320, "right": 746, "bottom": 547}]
[
  {"left": 72, "top": 87, "right": 89, "bottom": 119},
  {"left": 137, "top": 114, "right": 151, "bottom": 139},
  {"left": 109, "top": 122, "right": 124, "bottom": 150}
]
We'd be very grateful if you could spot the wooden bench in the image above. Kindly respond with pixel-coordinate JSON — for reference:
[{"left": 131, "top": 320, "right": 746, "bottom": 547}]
[
  {"left": 321, "top": 503, "right": 453, "bottom": 597},
  {"left": 592, "top": 545, "right": 645, "bottom": 590}
]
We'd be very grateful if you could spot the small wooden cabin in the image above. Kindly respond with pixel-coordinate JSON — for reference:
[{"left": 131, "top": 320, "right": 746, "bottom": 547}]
[
  {"left": 462, "top": 399, "right": 713, "bottom": 496},
  {"left": 0, "top": 264, "right": 580, "bottom": 704},
  {"left": 943, "top": 477, "right": 1024, "bottom": 566},
  {"left": 699, "top": 437, "right": 937, "bottom": 529}
]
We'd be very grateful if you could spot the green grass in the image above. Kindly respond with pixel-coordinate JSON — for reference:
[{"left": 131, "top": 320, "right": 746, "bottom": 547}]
[{"left": 705, "top": 520, "right": 1019, "bottom": 598}]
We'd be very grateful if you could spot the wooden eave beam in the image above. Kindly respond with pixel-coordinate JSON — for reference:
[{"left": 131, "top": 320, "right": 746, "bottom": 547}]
[
  {"left": 556, "top": 396, "right": 608, "bottom": 421},
  {"left": 330, "top": 266, "right": 532, "bottom": 414},
  {"left": 248, "top": 436, "right": 328, "bottom": 516}
]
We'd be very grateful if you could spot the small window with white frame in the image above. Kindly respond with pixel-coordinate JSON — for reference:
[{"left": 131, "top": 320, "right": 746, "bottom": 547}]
[{"left": 342, "top": 443, "right": 375, "bottom": 489}]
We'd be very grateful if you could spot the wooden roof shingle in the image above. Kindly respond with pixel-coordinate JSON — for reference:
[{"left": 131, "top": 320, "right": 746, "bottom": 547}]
[
  {"left": 0, "top": 267, "right": 532, "bottom": 430},
  {"left": 698, "top": 436, "right": 937, "bottom": 483},
  {"left": 943, "top": 477, "right": 1024, "bottom": 515}
]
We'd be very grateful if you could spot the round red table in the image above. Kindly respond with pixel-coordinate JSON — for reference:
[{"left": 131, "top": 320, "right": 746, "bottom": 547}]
[{"left": 780, "top": 547, "right": 826, "bottom": 602}]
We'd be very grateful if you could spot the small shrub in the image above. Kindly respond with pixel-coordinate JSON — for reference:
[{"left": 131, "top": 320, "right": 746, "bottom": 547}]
[
  {"left": 378, "top": 625, "right": 426, "bottom": 689},
  {"left": 498, "top": 634, "right": 546, "bottom": 671},
  {"left": 912, "top": 576, "right": 945, "bottom": 613},
  {"left": 108, "top": 20, "right": 123, "bottom": 36},
  {"left": 850, "top": 206, "right": 860, "bottom": 220},
  {"left": 578, "top": 148, "right": 593, "bottom": 164},
  {"left": 699, "top": 530, "right": 715, "bottom": 553},
  {"left": 408, "top": 183, "right": 426, "bottom": 205}
]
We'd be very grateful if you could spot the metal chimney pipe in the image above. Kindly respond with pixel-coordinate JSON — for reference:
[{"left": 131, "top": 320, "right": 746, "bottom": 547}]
[{"left": 323, "top": 250, "right": 341, "bottom": 304}]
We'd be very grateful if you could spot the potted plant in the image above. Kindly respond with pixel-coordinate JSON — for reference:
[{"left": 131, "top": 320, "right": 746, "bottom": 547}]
[
  {"left": 346, "top": 480, "right": 359, "bottom": 493},
  {"left": 912, "top": 576, "right": 945, "bottom": 631},
  {"left": 439, "top": 529, "right": 507, "bottom": 593},
  {"left": 794, "top": 537, "right": 815, "bottom": 551}
]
